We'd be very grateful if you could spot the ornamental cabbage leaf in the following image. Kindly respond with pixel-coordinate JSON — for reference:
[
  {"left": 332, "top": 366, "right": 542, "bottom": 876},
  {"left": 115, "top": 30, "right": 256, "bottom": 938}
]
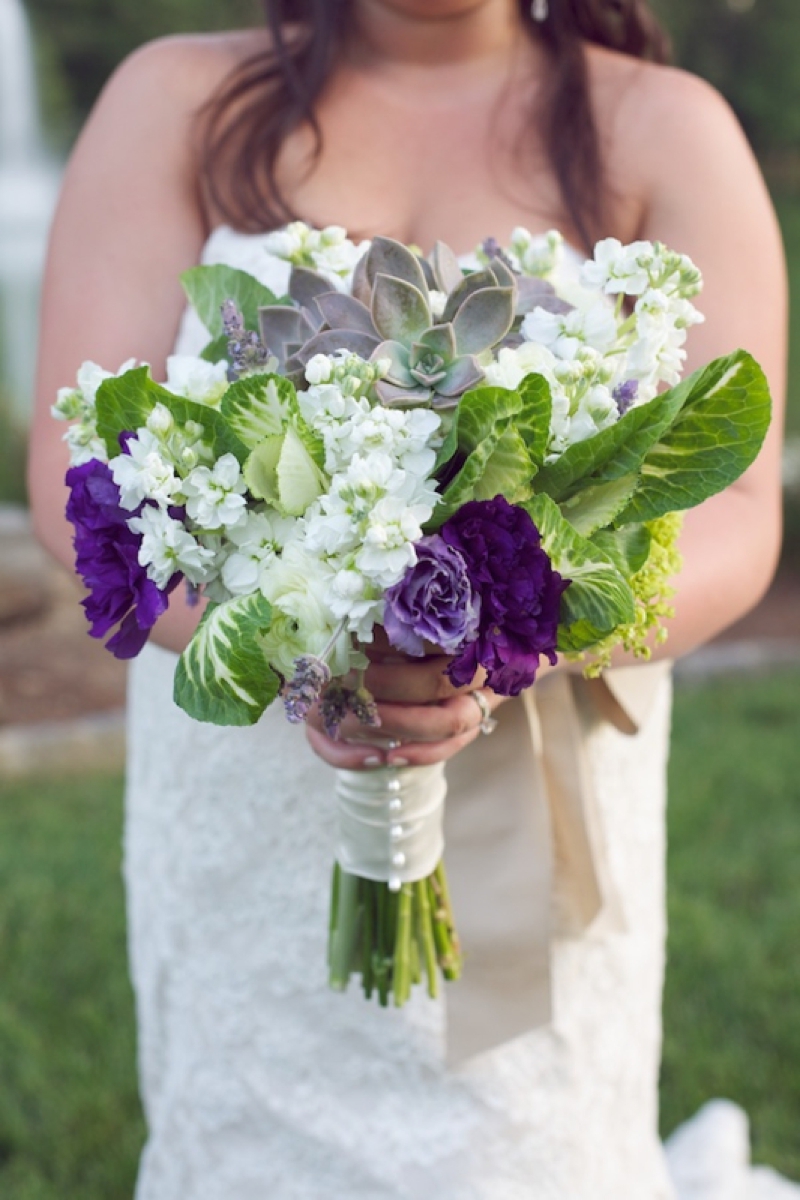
[
  {"left": 532, "top": 350, "right": 771, "bottom": 518},
  {"left": 244, "top": 425, "right": 326, "bottom": 515},
  {"left": 431, "top": 383, "right": 548, "bottom": 523},
  {"left": 173, "top": 593, "right": 279, "bottom": 726},
  {"left": 181, "top": 265, "right": 287, "bottom": 340},
  {"left": 95, "top": 366, "right": 248, "bottom": 464},
  {"left": 614, "top": 351, "right": 771, "bottom": 524},
  {"left": 221, "top": 374, "right": 295, "bottom": 449},
  {"left": 524, "top": 493, "right": 636, "bottom": 652},
  {"left": 558, "top": 472, "right": 640, "bottom": 537},
  {"left": 589, "top": 524, "right": 652, "bottom": 578}
]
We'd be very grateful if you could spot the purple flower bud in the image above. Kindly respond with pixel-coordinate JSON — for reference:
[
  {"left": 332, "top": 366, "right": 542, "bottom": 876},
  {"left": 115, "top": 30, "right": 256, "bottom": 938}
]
[
  {"left": 481, "top": 237, "right": 517, "bottom": 274},
  {"left": 318, "top": 683, "right": 350, "bottom": 740},
  {"left": 348, "top": 686, "right": 381, "bottom": 730},
  {"left": 613, "top": 379, "right": 638, "bottom": 415}
]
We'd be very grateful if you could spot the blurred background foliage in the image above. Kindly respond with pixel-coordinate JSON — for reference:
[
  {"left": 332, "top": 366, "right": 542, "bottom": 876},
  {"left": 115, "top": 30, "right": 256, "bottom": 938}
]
[{"left": 24, "top": 0, "right": 800, "bottom": 168}]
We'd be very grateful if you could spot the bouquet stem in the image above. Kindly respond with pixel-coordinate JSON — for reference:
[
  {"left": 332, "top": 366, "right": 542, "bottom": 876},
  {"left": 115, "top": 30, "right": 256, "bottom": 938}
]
[{"left": 327, "top": 862, "right": 462, "bottom": 1005}]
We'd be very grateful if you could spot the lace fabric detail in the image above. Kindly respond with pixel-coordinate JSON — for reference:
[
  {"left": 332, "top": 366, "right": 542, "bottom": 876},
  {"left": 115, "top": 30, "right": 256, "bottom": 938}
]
[{"left": 125, "top": 225, "right": 800, "bottom": 1200}]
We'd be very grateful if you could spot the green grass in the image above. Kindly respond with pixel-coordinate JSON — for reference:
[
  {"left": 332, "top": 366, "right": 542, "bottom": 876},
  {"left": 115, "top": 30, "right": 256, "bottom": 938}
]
[
  {"left": 0, "top": 669, "right": 799, "bottom": 1194},
  {"left": 0, "top": 773, "right": 144, "bottom": 1198},
  {"left": 662, "top": 667, "right": 800, "bottom": 1173}
]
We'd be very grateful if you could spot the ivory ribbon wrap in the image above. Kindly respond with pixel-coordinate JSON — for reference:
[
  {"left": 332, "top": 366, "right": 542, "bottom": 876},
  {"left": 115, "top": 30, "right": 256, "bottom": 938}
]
[
  {"left": 332, "top": 660, "right": 670, "bottom": 1066},
  {"left": 443, "top": 660, "right": 672, "bottom": 1065},
  {"left": 334, "top": 762, "right": 447, "bottom": 887}
]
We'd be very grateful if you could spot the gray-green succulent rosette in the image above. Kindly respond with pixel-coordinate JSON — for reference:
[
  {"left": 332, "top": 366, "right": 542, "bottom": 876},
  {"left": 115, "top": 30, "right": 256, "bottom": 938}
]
[{"left": 53, "top": 221, "right": 771, "bottom": 1007}]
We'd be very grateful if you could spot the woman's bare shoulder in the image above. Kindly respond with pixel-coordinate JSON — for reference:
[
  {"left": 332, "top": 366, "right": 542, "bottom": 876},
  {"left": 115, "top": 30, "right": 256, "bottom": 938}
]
[
  {"left": 586, "top": 46, "right": 754, "bottom": 209},
  {"left": 92, "top": 29, "right": 269, "bottom": 122}
]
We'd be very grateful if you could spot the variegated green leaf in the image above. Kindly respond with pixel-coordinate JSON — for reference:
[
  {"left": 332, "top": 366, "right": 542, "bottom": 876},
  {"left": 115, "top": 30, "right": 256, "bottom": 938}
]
[
  {"left": 221, "top": 374, "right": 294, "bottom": 449},
  {"left": 615, "top": 350, "right": 772, "bottom": 523},
  {"left": 524, "top": 493, "right": 636, "bottom": 652},
  {"left": 173, "top": 593, "right": 279, "bottom": 726},
  {"left": 558, "top": 472, "right": 640, "bottom": 537},
  {"left": 95, "top": 367, "right": 248, "bottom": 463}
]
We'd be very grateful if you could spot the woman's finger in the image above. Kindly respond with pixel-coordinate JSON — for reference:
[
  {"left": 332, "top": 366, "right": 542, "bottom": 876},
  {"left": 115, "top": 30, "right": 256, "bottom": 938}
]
[
  {"left": 384, "top": 726, "right": 483, "bottom": 768},
  {"left": 305, "top": 724, "right": 387, "bottom": 770}
]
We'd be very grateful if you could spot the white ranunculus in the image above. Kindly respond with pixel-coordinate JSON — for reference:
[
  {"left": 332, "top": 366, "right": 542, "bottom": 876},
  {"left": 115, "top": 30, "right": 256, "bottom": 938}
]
[{"left": 259, "top": 545, "right": 343, "bottom": 676}]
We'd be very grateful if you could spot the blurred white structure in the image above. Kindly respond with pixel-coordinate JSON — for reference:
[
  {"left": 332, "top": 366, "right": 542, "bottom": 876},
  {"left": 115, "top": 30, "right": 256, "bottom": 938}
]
[{"left": 0, "top": 0, "right": 61, "bottom": 424}]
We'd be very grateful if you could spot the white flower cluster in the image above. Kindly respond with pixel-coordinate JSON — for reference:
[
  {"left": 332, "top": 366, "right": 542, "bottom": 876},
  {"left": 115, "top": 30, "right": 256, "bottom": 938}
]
[
  {"left": 106, "top": 403, "right": 251, "bottom": 591},
  {"left": 261, "top": 221, "right": 370, "bottom": 292},
  {"left": 507, "top": 227, "right": 563, "bottom": 279},
  {"left": 80, "top": 342, "right": 442, "bottom": 673},
  {"left": 52, "top": 358, "right": 137, "bottom": 466},
  {"left": 486, "top": 234, "right": 704, "bottom": 458}
]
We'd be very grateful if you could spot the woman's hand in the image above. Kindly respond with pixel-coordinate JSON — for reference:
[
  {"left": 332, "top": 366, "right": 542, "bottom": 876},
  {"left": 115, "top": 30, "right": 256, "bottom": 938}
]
[{"left": 305, "top": 630, "right": 508, "bottom": 771}]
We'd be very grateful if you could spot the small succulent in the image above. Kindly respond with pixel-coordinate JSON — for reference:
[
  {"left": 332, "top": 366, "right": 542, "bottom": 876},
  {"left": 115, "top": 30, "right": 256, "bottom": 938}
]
[{"left": 258, "top": 237, "right": 518, "bottom": 409}]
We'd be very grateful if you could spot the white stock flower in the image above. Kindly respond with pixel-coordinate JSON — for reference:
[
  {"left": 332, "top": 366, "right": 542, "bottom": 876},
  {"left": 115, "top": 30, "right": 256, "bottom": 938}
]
[
  {"left": 182, "top": 454, "right": 247, "bottom": 529},
  {"left": 165, "top": 356, "right": 228, "bottom": 406},
  {"left": 327, "top": 568, "right": 384, "bottom": 642},
  {"left": 64, "top": 426, "right": 108, "bottom": 467},
  {"left": 304, "top": 354, "right": 334, "bottom": 386},
  {"left": 484, "top": 342, "right": 559, "bottom": 391},
  {"left": 298, "top": 382, "right": 355, "bottom": 431},
  {"left": 76, "top": 358, "right": 137, "bottom": 406},
  {"left": 522, "top": 301, "right": 617, "bottom": 360},
  {"left": 109, "top": 429, "right": 181, "bottom": 511},
  {"left": 355, "top": 495, "right": 429, "bottom": 588},
  {"left": 53, "top": 358, "right": 137, "bottom": 466},
  {"left": 128, "top": 506, "right": 216, "bottom": 589},
  {"left": 262, "top": 221, "right": 308, "bottom": 260},
  {"left": 509, "top": 227, "right": 563, "bottom": 278},
  {"left": 321, "top": 402, "right": 440, "bottom": 477},
  {"left": 581, "top": 238, "right": 653, "bottom": 296},
  {"left": 219, "top": 510, "right": 297, "bottom": 597}
]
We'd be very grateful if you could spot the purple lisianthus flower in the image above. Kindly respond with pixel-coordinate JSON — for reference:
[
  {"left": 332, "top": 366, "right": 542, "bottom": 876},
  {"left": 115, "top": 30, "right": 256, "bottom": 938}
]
[
  {"left": 384, "top": 534, "right": 480, "bottom": 657},
  {"left": 440, "top": 496, "right": 570, "bottom": 696},
  {"left": 65, "top": 458, "right": 179, "bottom": 660}
]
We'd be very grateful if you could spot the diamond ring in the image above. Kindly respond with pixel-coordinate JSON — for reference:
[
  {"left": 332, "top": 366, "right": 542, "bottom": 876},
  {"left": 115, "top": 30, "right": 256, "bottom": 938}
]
[{"left": 469, "top": 689, "right": 498, "bottom": 736}]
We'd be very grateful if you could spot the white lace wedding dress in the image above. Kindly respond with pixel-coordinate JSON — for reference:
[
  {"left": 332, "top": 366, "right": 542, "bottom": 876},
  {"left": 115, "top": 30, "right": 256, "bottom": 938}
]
[{"left": 124, "top": 227, "right": 799, "bottom": 1200}]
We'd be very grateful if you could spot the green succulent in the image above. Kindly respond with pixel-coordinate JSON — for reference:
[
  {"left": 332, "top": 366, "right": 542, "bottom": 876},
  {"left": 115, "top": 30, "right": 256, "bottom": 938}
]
[{"left": 258, "top": 236, "right": 517, "bottom": 409}]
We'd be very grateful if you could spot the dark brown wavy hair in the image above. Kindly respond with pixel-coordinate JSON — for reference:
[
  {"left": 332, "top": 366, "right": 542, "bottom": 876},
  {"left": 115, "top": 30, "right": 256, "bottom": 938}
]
[{"left": 199, "top": 0, "right": 670, "bottom": 251}]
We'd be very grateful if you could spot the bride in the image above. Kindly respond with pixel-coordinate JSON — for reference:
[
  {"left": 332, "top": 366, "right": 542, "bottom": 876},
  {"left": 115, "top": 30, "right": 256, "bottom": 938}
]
[{"left": 30, "top": 1, "right": 790, "bottom": 1196}]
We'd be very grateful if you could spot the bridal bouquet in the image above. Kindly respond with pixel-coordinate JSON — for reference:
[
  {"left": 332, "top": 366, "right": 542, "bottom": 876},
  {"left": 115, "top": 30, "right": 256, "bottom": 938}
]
[{"left": 54, "top": 222, "right": 770, "bottom": 1006}]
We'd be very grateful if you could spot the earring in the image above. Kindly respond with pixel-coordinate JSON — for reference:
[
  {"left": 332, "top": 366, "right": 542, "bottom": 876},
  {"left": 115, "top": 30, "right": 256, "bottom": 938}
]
[{"left": 531, "top": 0, "right": 549, "bottom": 20}]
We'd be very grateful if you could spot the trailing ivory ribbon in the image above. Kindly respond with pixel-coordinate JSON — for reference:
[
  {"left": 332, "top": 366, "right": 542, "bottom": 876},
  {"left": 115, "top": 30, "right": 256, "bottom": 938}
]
[{"left": 442, "top": 660, "right": 672, "bottom": 1065}]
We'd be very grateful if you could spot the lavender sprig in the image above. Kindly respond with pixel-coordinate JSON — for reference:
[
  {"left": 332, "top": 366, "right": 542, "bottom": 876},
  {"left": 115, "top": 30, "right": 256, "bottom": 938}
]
[
  {"left": 221, "top": 300, "right": 271, "bottom": 377},
  {"left": 283, "top": 655, "right": 332, "bottom": 724}
]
